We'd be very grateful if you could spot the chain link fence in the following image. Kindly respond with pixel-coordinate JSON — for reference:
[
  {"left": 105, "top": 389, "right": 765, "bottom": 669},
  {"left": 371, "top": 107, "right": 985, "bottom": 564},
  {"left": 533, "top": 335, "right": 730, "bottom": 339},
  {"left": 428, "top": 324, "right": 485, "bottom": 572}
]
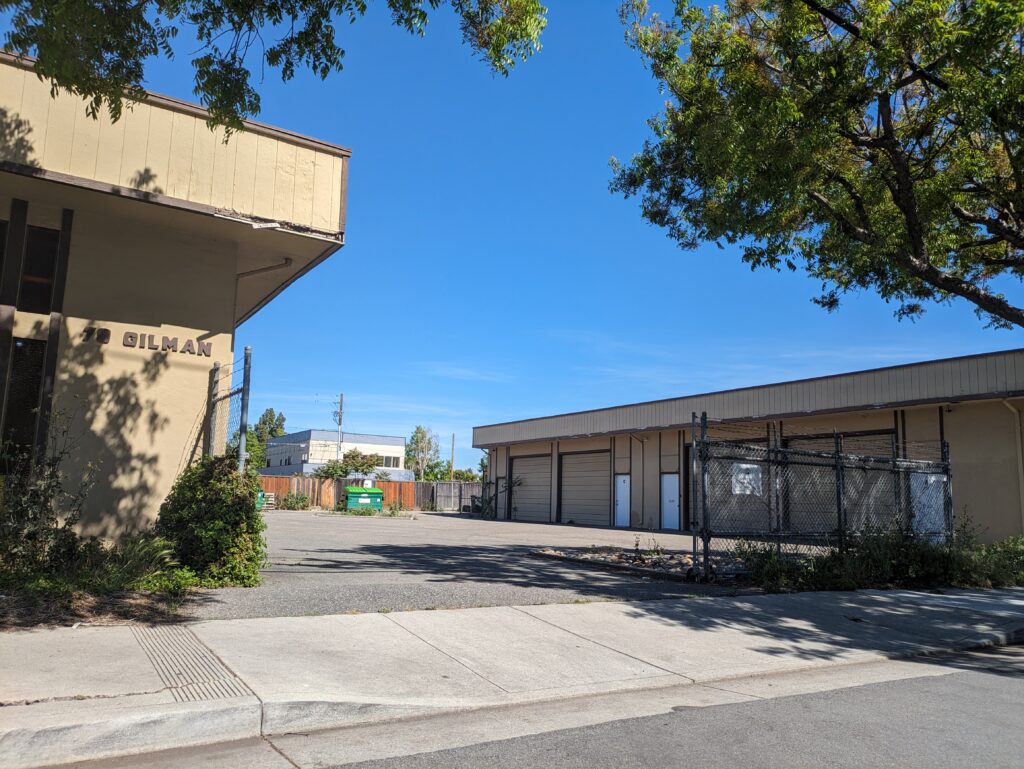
[
  {"left": 179, "top": 348, "right": 252, "bottom": 472},
  {"left": 689, "top": 413, "right": 952, "bottom": 578}
]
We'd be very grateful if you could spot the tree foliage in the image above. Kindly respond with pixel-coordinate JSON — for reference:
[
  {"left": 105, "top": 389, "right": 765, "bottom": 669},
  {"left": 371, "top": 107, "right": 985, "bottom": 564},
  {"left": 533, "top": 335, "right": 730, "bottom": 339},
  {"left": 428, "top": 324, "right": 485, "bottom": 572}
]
[
  {"left": 313, "top": 448, "right": 382, "bottom": 479},
  {"left": 406, "top": 425, "right": 440, "bottom": 481},
  {"left": 419, "top": 459, "right": 479, "bottom": 481},
  {"left": 1, "top": 0, "right": 548, "bottom": 129},
  {"left": 613, "top": 0, "right": 1024, "bottom": 327},
  {"left": 245, "top": 408, "right": 286, "bottom": 470}
]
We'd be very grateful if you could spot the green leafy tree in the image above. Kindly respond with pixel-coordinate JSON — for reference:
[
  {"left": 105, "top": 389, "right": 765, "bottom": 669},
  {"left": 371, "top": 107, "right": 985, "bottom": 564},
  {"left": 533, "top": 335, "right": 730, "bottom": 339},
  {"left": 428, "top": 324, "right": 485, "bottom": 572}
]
[
  {"left": 478, "top": 450, "right": 489, "bottom": 478},
  {"left": 613, "top": 1, "right": 1024, "bottom": 328},
  {"left": 421, "top": 459, "right": 450, "bottom": 481},
  {"left": 406, "top": 426, "right": 440, "bottom": 480},
  {"left": 453, "top": 467, "right": 481, "bottom": 482},
  {"left": 245, "top": 408, "right": 286, "bottom": 469},
  {"left": 2, "top": 0, "right": 548, "bottom": 129},
  {"left": 314, "top": 448, "right": 383, "bottom": 479}
]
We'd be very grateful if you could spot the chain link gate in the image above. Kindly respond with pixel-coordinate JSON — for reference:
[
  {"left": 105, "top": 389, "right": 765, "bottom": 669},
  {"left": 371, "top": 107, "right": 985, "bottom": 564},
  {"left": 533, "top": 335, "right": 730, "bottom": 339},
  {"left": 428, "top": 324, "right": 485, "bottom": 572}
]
[{"left": 689, "top": 412, "right": 953, "bottom": 580}]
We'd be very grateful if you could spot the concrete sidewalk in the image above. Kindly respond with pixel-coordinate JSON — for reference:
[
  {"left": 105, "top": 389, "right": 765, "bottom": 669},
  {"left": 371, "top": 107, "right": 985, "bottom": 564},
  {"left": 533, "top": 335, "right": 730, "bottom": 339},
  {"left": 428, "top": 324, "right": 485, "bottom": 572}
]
[{"left": 3, "top": 588, "right": 1024, "bottom": 768}]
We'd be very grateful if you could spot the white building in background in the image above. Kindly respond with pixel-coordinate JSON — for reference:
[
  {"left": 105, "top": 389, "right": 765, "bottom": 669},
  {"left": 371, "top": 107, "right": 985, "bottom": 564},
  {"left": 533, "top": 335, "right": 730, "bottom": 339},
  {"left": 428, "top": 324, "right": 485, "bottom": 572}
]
[{"left": 260, "top": 430, "right": 412, "bottom": 479}]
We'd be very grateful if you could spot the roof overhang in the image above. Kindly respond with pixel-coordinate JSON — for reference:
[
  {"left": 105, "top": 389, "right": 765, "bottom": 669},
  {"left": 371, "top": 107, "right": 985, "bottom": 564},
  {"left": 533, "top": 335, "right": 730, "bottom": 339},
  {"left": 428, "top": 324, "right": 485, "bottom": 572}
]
[
  {"left": 0, "top": 53, "right": 350, "bottom": 326},
  {"left": 473, "top": 349, "right": 1024, "bottom": 447}
]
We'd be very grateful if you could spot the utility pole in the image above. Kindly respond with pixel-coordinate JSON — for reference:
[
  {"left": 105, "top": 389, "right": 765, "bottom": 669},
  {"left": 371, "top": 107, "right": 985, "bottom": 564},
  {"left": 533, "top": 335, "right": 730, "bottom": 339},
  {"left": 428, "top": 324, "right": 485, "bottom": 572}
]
[
  {"left": 336, "top": 392, "right": 344, "bottom": 461},
  {"left": 450, "top": 432, "right": 455, "bottom": 481}
]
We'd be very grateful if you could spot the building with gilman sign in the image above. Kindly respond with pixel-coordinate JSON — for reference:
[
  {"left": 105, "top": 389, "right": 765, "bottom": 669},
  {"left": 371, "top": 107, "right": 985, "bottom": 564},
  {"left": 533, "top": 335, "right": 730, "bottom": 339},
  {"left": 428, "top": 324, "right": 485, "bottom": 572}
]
[{"left": 0, "top": 53, "right": 349, "bottom": 535}]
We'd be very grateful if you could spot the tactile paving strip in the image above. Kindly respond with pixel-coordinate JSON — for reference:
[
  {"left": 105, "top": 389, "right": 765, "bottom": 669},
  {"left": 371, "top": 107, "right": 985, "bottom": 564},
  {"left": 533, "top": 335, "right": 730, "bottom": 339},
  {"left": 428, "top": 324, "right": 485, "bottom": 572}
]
[{"left": 131, "top": 625, "right": 254, "bottom": 702}]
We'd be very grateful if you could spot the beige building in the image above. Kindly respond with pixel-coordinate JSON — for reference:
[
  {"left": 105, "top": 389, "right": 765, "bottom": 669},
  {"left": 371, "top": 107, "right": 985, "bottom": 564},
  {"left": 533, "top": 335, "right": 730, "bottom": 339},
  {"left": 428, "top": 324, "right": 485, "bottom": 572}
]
[
  {"left": 0, "top": 54, "right": 349, "bottom": 535},
  {"left": 473, "top": 349, "right": 1024, "bottom": 543}
]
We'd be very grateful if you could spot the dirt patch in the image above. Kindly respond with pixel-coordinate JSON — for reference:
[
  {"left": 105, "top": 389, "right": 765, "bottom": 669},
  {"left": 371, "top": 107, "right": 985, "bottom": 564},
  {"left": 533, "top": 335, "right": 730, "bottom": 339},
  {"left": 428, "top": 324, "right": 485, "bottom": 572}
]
[
  {"left": 0, "top": 590, "right": 187, "bottom": 631},
  {"left": 534, "top": 543, "right": 699, "bottom": 581}
]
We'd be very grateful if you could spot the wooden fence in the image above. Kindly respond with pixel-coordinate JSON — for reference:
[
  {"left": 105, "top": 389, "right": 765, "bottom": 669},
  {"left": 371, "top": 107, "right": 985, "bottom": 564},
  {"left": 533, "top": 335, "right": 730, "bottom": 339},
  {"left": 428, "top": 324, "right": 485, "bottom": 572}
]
[{"left": 259, "top": 476, "right": 480, "bottom": 512}]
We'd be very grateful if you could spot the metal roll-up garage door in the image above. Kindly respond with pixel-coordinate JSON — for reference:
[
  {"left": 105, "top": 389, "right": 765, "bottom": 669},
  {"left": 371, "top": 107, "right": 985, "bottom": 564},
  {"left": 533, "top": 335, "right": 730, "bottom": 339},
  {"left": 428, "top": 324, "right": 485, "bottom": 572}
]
[
  {"left": 510, "top": 456, "right": 552, "bottom": 522},
  {"left": 560, "top": 452, "right": 610, "bottom": 527}
]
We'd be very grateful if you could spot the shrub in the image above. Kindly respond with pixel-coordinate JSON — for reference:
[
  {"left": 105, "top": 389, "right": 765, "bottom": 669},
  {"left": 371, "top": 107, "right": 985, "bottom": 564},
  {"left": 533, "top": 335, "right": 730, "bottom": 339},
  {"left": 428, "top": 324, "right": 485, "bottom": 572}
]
[
  {"left": 137, "top": 567, "right": 199, "bottom": 599},
  {"left": 732, "top": 540, "right": 807, "bottom": 592},
  {"left": 280, "top": 492, "right": 310, "bottom": 510},
  {"left": 0, "top": 426, "right": 95, "bottom": 579},
  {"left": 733, "top": 527, "right": 1024, "bottom": 592},
  {"left": 156, "top": 456, "right": 266, "bottom": 587}
]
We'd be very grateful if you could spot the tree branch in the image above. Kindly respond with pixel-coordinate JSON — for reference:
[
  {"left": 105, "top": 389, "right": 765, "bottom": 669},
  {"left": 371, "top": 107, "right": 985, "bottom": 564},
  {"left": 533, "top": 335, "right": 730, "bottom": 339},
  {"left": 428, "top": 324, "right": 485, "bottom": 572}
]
[
  {"left": 951, "top": 205, "right": 1024, "bottom": 251},
  {"left": 797, "top": 0, "right": 950, "bottom": 91},
  {"left": 809, "top": 190, "right": 875, "bottom": 243}
]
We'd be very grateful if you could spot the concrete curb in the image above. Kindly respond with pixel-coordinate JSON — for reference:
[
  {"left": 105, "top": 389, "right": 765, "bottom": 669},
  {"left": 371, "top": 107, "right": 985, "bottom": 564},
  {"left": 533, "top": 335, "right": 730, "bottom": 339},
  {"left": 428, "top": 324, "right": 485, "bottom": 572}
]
[{"left": 0, "top": 697, "right": 261, "bottom": 769}]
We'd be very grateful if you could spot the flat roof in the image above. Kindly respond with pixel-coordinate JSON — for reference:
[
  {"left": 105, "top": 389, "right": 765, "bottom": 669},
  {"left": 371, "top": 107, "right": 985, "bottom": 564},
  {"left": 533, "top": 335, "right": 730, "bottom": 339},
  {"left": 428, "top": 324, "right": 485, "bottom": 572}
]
[
  {"left": 268, "top": 429, "right": 405, "bottom": 447},
  {"left": 473, "top": 348, "right": 1024, "bottom": 447}
]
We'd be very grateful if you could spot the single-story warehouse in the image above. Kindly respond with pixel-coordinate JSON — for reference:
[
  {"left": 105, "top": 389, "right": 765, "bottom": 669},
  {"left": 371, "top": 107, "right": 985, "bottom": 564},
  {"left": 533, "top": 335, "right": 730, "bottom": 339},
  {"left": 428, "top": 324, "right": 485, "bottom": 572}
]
[
  {"left": 473, "top": 349, "right": 1024, "bottom": 543},
  {"left": 0, "top": 53, "right": 349, "bottom": 535}
]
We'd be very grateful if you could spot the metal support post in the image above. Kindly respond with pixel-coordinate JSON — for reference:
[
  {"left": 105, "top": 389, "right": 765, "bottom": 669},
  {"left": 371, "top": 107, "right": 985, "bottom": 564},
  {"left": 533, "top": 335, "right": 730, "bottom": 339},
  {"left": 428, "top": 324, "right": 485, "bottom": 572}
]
[
  {"left": 834, "top": 432, "right": 845, "bottom": 551},
  {"left": 237, "top": 347, "right": 252, "bottom": 472},
  {"left": 204, "top": 361, "right": 221, "bottom": 458},
  {"left": 700, "top": 412, "right": 711, "bottom": 580},
  {"left": 941, "top": 440, "right": 954, "bottom": 539}
]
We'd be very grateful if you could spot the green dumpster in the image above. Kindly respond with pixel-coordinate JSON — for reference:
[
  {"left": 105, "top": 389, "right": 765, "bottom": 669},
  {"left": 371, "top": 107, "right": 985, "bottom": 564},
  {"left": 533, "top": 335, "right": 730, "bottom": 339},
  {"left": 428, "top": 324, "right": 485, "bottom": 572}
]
[{"left": 345, "top": 486, "right": 384, "bottom": 512}]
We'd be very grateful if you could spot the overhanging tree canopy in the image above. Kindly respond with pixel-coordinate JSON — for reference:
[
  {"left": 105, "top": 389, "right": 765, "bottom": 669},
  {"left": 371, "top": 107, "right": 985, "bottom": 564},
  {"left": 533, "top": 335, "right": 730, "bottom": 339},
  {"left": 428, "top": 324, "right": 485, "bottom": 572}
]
[
  {"left": 1, "top": 0, "right": 547, "bottom": 128},
  {"left": 613, "top": 0, "right": 1024, "bottom": 327}
]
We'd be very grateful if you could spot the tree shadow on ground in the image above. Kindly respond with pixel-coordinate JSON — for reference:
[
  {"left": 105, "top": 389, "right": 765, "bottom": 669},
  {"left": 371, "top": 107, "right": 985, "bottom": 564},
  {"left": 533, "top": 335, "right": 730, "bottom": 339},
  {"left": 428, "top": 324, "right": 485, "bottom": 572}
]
[
  {"left": 270, "top": 542, "right": 1023, "bottom": 667},
  {"left": 273, "top": 541, "right": 734, "bottom": 601}
]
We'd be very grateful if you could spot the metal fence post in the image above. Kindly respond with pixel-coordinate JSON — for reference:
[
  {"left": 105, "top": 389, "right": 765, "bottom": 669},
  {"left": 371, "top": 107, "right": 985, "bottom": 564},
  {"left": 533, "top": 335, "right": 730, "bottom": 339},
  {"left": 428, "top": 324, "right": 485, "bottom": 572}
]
[
  {"left": 834, "top": 432, "right": 845, "bottom": 552},
  {"left": 237, "top": 347, "right": 252, "bottom": 472},
  {"left": 690, "top": 412, "right": 699, "bottom": 568},
  {"left": 891, "top": 433, "right": 903, "bottom": 533},
  {"left": 771, "top": 423, "right": 781, "bottom": 559},
  {"left": 700, "top": 412, "right": 711, "bottom": 580},
  {"left": 941, "top": 440, "right": 954, "bottom": 539},
  {"left": 204, "top": 361, "right": 221, "bottom": 458}
]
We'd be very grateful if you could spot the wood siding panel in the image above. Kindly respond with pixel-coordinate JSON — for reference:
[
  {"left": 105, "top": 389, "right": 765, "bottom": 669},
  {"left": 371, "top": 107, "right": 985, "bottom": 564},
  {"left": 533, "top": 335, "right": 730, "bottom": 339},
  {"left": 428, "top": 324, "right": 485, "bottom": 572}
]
[
  {"left": 187, "top": 123, "right": 218, "bottom": 206},
  {"left": 40, "top": 89, "right": 76, "bottom": 172},
  {"left": 165, "top": 111, "right": 196, "bottom": 199},
  {"left": 118, "top": 106, "right": 151, "bottom": 188},
  {"left": 273, "top": 141, "right": 298, "bottom": 222},
  {"left": 143, "top": 106, "right": 174, "bottom": 193},
  {"left": 68, "top": 104, "right": 101, "bottom": 179}
]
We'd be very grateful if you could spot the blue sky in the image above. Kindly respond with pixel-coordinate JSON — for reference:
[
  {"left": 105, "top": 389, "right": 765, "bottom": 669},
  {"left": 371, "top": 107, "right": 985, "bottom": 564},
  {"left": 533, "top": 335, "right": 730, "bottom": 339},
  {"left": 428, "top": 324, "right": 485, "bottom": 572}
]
[{"left": 132, "top": 4, "right": 1023, "bottom": 468}]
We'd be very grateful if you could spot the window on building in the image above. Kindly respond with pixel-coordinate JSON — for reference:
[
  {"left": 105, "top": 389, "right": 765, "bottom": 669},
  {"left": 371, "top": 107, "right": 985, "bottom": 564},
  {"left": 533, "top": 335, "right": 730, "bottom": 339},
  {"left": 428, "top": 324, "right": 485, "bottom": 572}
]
[
  {"left": 2, "top": 337, "right": 46, "bottom": 448},
  {"left": 18, "top": 226, "right": 60, "bottom": 314}
]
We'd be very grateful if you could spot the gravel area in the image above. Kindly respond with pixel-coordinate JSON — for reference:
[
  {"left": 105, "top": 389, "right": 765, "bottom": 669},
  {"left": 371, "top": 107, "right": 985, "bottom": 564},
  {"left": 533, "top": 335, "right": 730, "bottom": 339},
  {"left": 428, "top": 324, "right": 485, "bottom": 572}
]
[{"left": 186, "top": 512, "right": 724, "bottom": 620}]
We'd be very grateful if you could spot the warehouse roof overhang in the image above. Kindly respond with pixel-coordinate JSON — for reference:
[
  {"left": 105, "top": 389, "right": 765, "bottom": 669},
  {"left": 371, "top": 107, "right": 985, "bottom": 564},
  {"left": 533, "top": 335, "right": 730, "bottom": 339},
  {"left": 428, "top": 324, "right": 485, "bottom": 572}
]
[
  {"left": 0, "top": 53, "right": 350, "bottom": 326},
  {"left": 473, "top": 348, "right": 1024, "bottom": 448}
]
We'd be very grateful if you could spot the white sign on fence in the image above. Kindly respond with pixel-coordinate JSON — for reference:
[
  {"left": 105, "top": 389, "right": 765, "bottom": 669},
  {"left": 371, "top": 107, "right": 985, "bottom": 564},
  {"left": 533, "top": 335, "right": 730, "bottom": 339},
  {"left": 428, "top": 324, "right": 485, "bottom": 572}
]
[{"left": 731, "top": 463, "right": 762, "bottom": 496}]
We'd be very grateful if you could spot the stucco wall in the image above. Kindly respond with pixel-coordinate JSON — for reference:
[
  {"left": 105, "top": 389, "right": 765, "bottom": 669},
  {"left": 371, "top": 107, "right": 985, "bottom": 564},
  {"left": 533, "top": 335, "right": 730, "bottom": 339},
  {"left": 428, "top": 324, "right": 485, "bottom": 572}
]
[{"left": 5, "top": 185, "right": 240, "bottom": 537}]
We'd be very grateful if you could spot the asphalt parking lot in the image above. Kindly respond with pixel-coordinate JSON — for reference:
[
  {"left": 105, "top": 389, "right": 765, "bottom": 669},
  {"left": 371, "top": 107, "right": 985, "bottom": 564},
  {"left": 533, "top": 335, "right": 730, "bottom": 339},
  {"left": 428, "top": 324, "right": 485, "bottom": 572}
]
[{"left": 187, "top": 511, "right": 712, "bottom": 620}]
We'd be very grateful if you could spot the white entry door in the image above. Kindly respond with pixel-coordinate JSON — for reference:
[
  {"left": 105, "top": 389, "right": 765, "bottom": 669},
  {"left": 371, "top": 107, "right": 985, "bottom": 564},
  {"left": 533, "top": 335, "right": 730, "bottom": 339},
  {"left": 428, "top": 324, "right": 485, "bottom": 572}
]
[
  {"left": 614, "top": 474, "right": 630, "bottom": 527},
  {"left": 661, "top": 473, "right": 680, "bottom": 530}
]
